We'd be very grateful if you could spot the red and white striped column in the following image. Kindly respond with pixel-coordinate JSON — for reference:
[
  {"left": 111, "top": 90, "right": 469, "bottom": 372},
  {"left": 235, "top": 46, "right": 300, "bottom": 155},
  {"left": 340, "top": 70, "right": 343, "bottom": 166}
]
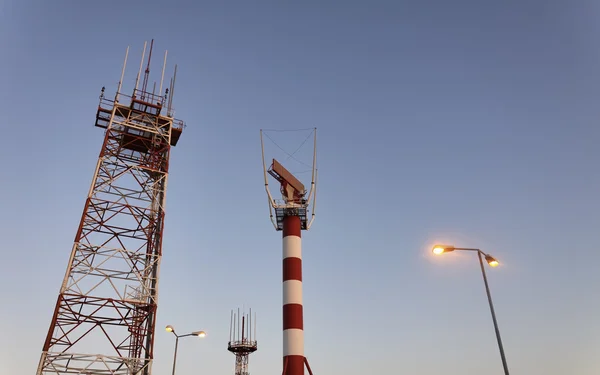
[{"left": 282, "top": 215, "right": 304, "bottom": 375}]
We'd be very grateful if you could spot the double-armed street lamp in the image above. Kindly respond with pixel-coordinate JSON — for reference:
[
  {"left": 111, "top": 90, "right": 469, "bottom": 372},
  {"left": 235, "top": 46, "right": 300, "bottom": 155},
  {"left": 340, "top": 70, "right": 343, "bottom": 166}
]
[
  {"left": 165, "top": 325, "right": 206, "bottom": 375},
  {"left": 432, "top": 245, "right": 510, "bottom": 375}
]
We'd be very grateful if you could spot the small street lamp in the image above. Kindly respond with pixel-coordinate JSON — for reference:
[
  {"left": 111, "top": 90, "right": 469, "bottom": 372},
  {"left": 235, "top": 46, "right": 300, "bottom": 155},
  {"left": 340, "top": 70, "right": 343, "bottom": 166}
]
[
  {"left": 166, "top": 325, "right": 206, "bottom": 375},
  {"left": 432, "top": 245, "right": 509, "bottom": 375}
]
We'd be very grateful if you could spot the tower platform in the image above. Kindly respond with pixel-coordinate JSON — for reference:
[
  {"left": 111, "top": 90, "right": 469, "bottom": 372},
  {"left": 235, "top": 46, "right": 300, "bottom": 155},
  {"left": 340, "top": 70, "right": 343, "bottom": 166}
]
[
  {"left": 227, "top": 340, "right": 258, "bottom": 354},
  {"left": 274, "top": 207, "right": 308, "bottom": 231},
  {"left": 95, "top": 89, "right": 184, "bottom": 149}
]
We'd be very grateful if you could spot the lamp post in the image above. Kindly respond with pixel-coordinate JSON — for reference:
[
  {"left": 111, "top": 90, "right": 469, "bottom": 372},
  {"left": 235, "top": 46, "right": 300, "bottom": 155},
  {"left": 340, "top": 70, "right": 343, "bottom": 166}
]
[
  {"left": 432, "top": 245, "right": 509, "bottom": 375},
  {"left": 165, "top": 325, "right": 206, "bottom": 375}
]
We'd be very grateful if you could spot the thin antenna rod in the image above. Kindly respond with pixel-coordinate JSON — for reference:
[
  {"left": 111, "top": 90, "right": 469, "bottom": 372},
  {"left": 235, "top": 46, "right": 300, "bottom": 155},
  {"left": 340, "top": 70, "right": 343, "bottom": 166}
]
[
  {"left": 167, "top": 77, "right": 172, "bottom": 99},
  {"left": 168, "top": 64, "right": 178, "bottom": 115},
  {"left": 229, "top": 310, "right": 234, "bottom": 342},
  {"left": 159, "top": 50, "right": 168, "bottom": 98},
  {"left": 166, "top": 77, "right": 173, "bottom": 116},
  {"left": 141, "top": 39, "right": 154, "bottom": 95},
  {"left": 116, "top": 46, "right": 129, "bottom": 102},
  {"left": 254, "top": 311, "right": 257, "bottom": 342},
  {"left": 134, "top": 41, "right": 147, "bottom": 92},
  {"left": 241, "top": 316, "right": 245, "bottom": 342},
  {"left": 249, "top": 308, "right": 252, "bottom": 341}
]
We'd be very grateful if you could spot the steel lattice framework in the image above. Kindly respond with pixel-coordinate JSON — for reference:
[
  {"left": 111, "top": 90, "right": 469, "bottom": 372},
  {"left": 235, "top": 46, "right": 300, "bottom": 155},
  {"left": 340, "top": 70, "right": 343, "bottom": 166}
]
[
  {"left": 228, "top": 309, "right": 257, "bottom": 375},
  {"left": 36, "top": 41, "right": 184, "bottom": 375}
]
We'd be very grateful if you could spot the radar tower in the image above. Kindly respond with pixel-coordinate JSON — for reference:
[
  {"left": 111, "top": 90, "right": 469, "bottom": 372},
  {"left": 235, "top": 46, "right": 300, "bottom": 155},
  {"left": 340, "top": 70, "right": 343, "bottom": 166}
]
[{"left": 260, "top": 129, "right": 318, "bottom": 375}]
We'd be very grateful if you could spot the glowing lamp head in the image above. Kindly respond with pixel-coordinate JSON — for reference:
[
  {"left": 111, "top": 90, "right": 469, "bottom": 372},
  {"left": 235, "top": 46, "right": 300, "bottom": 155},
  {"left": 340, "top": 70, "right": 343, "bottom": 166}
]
[
  {"left": 165, "top": 325, "right": 174, "bottom": 333},
  {"left": 432, "top": 245, "right": 455, "bottom": 255},
  {"left": 485, "top": 255, "right": 499, "bottom": 267},
  {"left": 193, "top": 331, "right": 207, "bottom": 338}
]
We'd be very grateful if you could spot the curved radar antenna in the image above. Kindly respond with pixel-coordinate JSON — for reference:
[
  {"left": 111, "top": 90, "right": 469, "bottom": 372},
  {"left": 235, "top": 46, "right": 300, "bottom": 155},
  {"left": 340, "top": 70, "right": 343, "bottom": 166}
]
[{"left": 260, "top": 128, "right": 318, "bottom": 230}]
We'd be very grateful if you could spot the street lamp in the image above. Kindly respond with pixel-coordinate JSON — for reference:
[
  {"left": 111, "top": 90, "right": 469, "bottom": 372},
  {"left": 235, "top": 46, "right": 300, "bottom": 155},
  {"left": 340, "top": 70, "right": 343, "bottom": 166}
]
[
  {"left": 166, "top": 325, "right": 206, "bottom": 375},
  {"left": 432, "top": 245, "right": 509, "bottom": 375}
]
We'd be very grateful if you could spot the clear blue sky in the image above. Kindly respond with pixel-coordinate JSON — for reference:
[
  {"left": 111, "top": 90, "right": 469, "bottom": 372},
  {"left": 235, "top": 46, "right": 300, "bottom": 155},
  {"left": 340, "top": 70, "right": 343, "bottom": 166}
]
[{"left": 1, "top": 0, "right": 599, "bottom": 374}]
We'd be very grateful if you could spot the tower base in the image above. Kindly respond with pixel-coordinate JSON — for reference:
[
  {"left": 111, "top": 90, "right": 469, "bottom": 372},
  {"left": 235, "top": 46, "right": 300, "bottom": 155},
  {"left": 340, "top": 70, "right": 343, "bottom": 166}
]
[{"left": 282, "top": 356, "right": 314, "bottom": 375}]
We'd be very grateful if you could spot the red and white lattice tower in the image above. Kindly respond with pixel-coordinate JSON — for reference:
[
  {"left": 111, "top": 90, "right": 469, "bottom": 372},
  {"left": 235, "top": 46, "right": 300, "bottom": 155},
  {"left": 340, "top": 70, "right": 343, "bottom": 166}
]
[
  {"left": 260, "top": 129, "right": 318, "bottom": 375},
  {"left": 36, "top": 40, "right": 185, "bottom": 375}
]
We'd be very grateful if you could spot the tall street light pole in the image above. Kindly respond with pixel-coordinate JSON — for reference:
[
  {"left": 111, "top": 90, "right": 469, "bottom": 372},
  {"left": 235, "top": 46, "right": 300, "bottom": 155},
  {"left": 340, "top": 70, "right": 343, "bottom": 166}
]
[
  {"left": 432, "top": 245, "right": 510, "bottom": 375},
  {"left": 165, "top": 325, "right": 206, "bottom": 375}
]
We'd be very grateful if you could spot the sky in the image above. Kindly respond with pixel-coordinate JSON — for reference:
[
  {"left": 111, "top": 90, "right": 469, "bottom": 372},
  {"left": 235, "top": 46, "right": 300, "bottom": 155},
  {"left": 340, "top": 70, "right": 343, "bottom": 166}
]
[{"left": 1, "top": 0, "right": 599, "bottom": 374}]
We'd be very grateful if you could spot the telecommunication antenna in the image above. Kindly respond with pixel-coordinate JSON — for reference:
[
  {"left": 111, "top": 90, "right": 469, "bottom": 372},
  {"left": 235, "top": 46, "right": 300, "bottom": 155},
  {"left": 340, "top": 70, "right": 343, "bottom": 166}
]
[
  {"left": 260, "top": 129, "right": 318, "bottom": 375},
  {"left": 36, "top": 40, "right": 185, "bottom": 375},
  {"left": 228, "top": 308, "right": 258, "bottom": 375}
]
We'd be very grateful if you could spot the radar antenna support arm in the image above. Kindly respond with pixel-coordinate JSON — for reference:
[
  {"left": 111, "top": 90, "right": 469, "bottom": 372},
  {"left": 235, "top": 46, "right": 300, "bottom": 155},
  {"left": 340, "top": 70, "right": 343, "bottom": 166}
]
[
  {"left": 306, "top": 168, "right": 318, "bottom": 230},
  {"left": 305, "top": 128, "right": 317, "bottom": 206},
  {"left": 260, "top": 129, "right": 278, "bottom": 229},
  {"left": 305, "top": 128, "right": 317, "bottom": 229}
]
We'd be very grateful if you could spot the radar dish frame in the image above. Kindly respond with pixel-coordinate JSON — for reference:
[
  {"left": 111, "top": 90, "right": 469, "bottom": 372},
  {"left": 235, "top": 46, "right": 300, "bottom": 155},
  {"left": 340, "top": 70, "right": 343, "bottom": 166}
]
[{"left": 260, "top": 128, "right": 318, "bottom": 231}]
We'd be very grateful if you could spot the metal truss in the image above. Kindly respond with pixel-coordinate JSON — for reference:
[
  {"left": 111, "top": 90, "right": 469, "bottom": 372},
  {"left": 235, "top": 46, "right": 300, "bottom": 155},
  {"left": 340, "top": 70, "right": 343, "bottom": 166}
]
[
  {"left": 235, "top": 353, "right": 250, "bottom": 375},
  {"left": 36, "top": 90, "right": 181, "bottom": 375}
]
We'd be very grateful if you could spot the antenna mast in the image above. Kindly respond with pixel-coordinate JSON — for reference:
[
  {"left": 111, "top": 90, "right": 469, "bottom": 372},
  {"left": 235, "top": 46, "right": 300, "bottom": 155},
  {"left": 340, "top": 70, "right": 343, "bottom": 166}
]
[
  {"left": 35, "top": 40, "right": 187, "bottom": 375},
  {"left": 228, "top": 308, "right": 258, "bottom": 375},
  {"left": 141, "top": 39, "right": 154, "bottom": 100}
]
